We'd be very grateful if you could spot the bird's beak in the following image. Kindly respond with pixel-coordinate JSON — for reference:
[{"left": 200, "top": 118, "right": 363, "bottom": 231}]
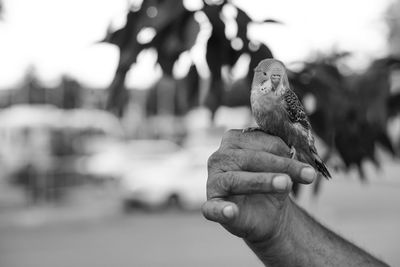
[{"left": 271, "top": 75, "right": 281, "bottom": 90}]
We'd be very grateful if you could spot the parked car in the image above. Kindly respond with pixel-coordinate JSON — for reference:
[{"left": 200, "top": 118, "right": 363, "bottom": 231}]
[{"left": 120, "top": 144, "right": 211, "bottom": 211}]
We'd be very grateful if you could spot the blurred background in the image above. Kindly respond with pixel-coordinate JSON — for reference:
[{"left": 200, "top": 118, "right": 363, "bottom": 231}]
[{"left": 0, "top": 0, "right": 399, "bottom": 266}]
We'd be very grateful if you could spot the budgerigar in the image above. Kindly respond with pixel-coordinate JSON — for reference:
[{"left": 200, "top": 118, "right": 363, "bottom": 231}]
[{"left": 247, "top": 58, "right": 331, "bottom": 179}]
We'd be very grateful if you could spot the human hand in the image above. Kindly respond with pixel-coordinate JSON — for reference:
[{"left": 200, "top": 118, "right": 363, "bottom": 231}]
[{"left": 202, "top": 129, "right": 317, "bottom": 244}]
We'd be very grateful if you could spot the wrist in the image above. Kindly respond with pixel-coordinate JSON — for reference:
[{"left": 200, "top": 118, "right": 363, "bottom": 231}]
[{"left": 244, "top": 198, "right": 296, "bottom": 261}]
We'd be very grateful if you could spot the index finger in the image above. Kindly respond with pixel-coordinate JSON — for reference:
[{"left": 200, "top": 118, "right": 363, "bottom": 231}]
[
  {"left": 208, "top": 148, "right": 316, "bottom": 184},
  {"left": 206, "top": 172, "right": 292, "bottom": 199}
]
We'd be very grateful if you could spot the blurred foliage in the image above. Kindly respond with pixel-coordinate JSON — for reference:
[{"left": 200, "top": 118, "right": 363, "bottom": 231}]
[
  {"left": 289, "top": 55, "right": 400, "bottom": 193},
  {"left": 103, "top": 0, "right": 400, "bottom": 191},
  {"left": 102, "top": 0, "right": 276, "bottom": 117}
]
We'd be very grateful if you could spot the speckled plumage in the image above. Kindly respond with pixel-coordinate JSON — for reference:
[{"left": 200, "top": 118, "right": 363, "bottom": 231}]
[{"left": 250, "top": 59, "right": 331, "bottom": 179}]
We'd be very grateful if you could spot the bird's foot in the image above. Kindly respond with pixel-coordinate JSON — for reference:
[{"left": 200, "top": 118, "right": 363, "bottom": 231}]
[
  {"left": 242, "top": 127, "right": 261, "bottom": 133},
  {"left": 289, "top": 146, "right": 297, "bottom": 159}
]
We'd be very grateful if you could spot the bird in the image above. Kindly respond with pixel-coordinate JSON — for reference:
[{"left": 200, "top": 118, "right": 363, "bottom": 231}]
[{"left": 246, "top": 58, "right": 331, "bottom": 179}]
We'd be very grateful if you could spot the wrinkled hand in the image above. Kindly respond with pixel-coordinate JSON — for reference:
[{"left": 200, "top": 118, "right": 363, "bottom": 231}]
[{"left": 202, "top": 130, "right": 316, "bottom": 243}]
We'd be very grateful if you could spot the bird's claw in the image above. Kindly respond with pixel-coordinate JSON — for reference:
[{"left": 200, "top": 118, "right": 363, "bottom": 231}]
[
  {"left": 242, "top": 127, "right": 261, "bottom": 133},
  {"left": 290, "top": 146, "right": 297, "bottom": 159}
]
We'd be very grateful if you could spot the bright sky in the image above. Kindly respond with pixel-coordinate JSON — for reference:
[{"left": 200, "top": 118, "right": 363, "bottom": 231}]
[{"left": 0, "top": 0, "right": 393, "bottom": 90}]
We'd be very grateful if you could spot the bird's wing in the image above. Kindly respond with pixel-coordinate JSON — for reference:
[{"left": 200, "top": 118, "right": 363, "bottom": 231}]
[
  {"left": 283, "top": 88, "right": 317, "bottom": 152},
  {"left": 283, "top": 88, "right": 312, "bottom": 131},
  {"left": 283, "top": 88, "right": 331, "bottom": 178}
]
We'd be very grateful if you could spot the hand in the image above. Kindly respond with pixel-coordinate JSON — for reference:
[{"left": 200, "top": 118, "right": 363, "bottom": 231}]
[{"left": 202, "top": 129, "right": 317, "bottom": 243}]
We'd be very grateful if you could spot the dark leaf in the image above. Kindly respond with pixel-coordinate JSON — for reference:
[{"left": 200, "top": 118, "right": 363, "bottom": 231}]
[
  {"left": 261, "top": 19, "right": 283, "bottom": 24},
  {"left": 388, "top": 93, "right": 400, "bottom": 116},
  {"left": 289, "top": 55, "right": 398, "bottom": 190},
  {"left": 235, "top": 7, "right": 252, "bottom": 45}
]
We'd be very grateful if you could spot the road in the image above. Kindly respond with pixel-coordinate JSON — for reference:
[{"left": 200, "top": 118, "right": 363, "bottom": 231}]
[
  {"left": 1, "top": 159, "right": 400, "bottom": 267},
  {"left": 0, "top": 211, "right": 262, "bottom": 267}
]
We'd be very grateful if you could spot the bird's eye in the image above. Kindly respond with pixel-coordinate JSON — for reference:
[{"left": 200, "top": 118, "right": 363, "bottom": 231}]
[{"left": 263, "top": 72, "right": 267, "bottom": 76}]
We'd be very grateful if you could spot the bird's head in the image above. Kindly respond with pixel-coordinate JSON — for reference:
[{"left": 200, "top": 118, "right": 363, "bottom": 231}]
[{"left": 251, "top": 58, "right": 289, "bottom": 96}]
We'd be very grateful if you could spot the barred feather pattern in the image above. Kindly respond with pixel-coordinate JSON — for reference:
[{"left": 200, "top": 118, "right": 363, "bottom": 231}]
[{"left": 283, "top": 88, "right": 331, "bottom": 178}]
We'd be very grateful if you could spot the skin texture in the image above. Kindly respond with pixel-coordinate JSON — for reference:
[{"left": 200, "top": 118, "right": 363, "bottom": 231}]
[
  {"left": 251, "top": 59, "right": 331, "bottom": 178},
  {"left": 202, "top": 130, "right": 389, "bottom": 267}
]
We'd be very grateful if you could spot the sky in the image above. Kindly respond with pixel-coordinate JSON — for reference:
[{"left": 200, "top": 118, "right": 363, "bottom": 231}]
[{"left": 0, "top": 0, "right": 393, "bottom": 90}]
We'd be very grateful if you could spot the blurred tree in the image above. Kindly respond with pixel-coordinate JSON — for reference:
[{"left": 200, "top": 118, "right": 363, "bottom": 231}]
[
  {"left": 289, "top": 55, "right": 400, "bottom": 193},
  {"left": 103, "top": 0, "right": 198, "bottom": 116},
  {"left": 102, "top": 0, "right": 276, "bottom": 117},
  {"left": 103, "top": 0, "right": 399, "bottom": 192}
]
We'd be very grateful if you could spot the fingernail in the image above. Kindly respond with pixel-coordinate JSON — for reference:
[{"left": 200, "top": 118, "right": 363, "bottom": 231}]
[
  {"left": 272, "top": 175, "right": 289, "bottom": 192},
  {"left": 300, "top": 167, "right": 316, "bottom": 183},
  {"left": 222, "top": 205, "right": 235, "bottom": 219}
]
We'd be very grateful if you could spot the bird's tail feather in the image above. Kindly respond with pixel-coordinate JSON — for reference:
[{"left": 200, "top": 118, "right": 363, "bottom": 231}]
[{"left": 313, "top": 153, "right": 331, "bottom": 179}]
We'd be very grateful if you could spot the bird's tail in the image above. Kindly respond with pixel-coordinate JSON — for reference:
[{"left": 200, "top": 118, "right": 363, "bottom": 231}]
[{"left": 313, "top": 153, "right": 331, "bottom": 179}]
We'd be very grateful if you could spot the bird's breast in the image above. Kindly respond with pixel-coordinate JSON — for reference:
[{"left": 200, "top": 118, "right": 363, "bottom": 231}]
[
  {"left": 251, "top": 93, "right": 281, "bottom": 112},
  {"left": 251, "top": 93, "right": 310, "bottom": 151},
  {"left": 251, "top": 93, "right": 287, "bottom": 134}
]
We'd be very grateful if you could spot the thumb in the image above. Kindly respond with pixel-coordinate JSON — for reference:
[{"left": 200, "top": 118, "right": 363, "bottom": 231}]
[{"left": 202, "top": 199, "right": 239, "bottom": 224}]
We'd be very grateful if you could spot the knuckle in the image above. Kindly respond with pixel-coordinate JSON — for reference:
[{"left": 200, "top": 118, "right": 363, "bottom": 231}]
[
  {"left": 214, "top": 173, "right": 230, "bottom": 197},
  {"left": 209, "top": 149, "right": 241, "bottom": 172},
  {"left": 221, "top": 129, "right": 240, "bottom": 148},
  {"left": 231, "top": 149, "right": 248, "bottom": 171},
  {"left": 207, "top": 151, "right": 220, "bottom": 168},
  {"left": 206, "top": 181, "right": 216, "bottom": 199},
  {"left": 207, "top": 171, "right": 235, "bottom": 199},
  {"left": 207, "top": 150, "right": 230, "bottom": 170},
  {"left": 221, "top": 130, "right": 234, "bottom": 143},
  {"left": 206, "top": 173, "right": 222, "bottom": 199},
  {"left": 225, "top": 129, "right": 240, "bottom": 138},
  {"left": 222, "top": 172, "right": 236, "bottom": 192}
]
